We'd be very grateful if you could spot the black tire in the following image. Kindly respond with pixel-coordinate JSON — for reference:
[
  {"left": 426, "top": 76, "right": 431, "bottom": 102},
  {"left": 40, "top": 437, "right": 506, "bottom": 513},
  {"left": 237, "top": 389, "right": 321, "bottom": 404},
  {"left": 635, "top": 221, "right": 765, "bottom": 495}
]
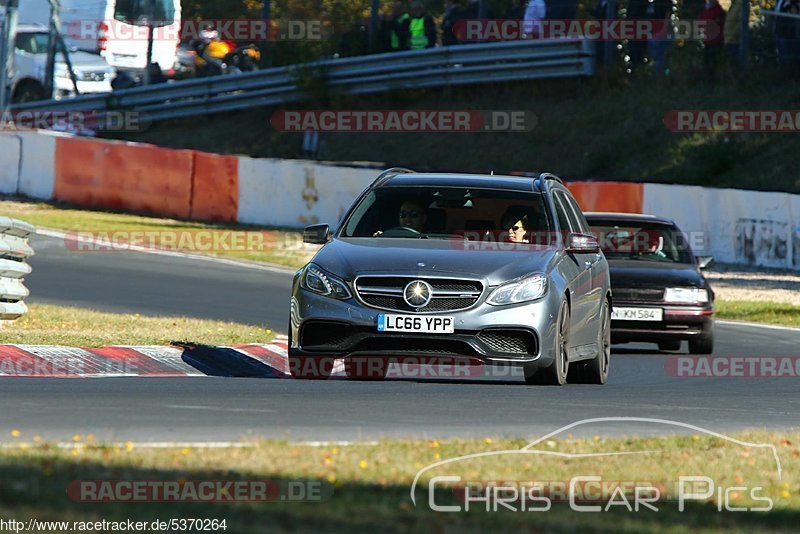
[
  {"left": 525, "top": 299, "right": 569, "bottom": 386},
  {"left": 658, "top": 340, "right": 682, "bottom": 351},
  {"left": 569, "top": 299, "right": 611, "bottom": 385},
  {"left": 688, "top": 335, "right": 714, "bottom": 355},
  {"left": 12, "top": 81, "right": 46, "bottom": 104},
  {"left": 345, "top": 357, "right": 388, "bottom": 381}
]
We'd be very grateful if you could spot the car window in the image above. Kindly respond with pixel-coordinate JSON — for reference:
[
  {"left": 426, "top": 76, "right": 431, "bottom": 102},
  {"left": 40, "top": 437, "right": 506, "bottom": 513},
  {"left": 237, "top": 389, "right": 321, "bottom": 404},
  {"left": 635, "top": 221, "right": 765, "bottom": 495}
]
[
  {"left": 340, "top": 186, "right": 551, "bottom": 241},
  {"left": 15, "top": 33, "right": 49, "bottom": 54},
  {"left": 588, "top": 222, "right": 694, "bottom": 264},
  {"left": 553, "top": 192, "right": 577, "bottom": 234},
  {"left": 562, "top": 192, "right": 590, "bottom": 233}
]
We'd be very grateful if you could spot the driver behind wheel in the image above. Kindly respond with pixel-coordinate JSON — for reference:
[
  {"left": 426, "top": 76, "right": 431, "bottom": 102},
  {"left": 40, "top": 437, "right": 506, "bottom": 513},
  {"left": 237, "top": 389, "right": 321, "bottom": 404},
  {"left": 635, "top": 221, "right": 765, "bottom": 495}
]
[
  {"left": 398, "top": 199, "right": 428, "bottom": 232},
  {"left": 372, "top": 199, "right": 429, "bottom": 237},
  {"left": 636, "top": 230, "right": 668, "bottom": 260}
]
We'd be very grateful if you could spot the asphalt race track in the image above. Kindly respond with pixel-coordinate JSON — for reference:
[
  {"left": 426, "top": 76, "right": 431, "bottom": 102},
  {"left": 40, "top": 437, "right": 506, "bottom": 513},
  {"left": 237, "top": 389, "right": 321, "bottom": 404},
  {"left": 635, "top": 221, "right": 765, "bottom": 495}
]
[
  {"left": 26, "top": 233, "right": 293, "bottom": 328},
  {"left": 4, "top": 232, "right": 799, "bottom": 443}
]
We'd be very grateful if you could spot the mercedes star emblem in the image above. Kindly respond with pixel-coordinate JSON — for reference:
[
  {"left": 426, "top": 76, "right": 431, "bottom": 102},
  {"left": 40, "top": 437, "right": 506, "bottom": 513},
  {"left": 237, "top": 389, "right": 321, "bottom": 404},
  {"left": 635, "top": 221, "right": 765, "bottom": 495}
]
[{"left": 403, "top": 280, "right": 432, "bottom": 308}]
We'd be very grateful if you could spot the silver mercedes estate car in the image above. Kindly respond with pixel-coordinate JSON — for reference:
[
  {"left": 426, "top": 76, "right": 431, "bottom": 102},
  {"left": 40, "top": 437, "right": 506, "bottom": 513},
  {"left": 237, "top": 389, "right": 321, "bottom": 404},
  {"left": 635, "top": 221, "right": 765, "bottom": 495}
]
[{"left": 289, "top": 169, "right": 612, "bottom": 385}]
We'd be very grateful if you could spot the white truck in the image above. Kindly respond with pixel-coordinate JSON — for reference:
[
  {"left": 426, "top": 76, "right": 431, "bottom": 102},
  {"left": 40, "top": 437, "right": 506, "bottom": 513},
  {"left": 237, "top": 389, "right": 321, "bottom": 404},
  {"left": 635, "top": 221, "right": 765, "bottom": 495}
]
[
  {"left": 20, "top": 0, "right": 181, "bottom": 75},
  {"left": 11, "top": 22, "right": 113, "bottom": 102}
]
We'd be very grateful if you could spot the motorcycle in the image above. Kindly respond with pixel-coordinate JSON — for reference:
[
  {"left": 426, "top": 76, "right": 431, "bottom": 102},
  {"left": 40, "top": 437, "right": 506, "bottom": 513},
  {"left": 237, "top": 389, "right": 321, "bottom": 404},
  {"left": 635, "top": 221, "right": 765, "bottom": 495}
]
[{"left": 193, "top": 39, "right": 261, "bottom": 77}]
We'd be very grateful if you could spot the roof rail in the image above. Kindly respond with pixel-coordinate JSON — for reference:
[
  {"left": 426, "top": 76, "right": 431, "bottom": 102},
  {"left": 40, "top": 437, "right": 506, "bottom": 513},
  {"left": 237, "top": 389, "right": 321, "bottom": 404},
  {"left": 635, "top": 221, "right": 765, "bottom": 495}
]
[
  {"left": 538, "top": 172, "right": 564, "bottom": 185},
  {"left": 371, "top": 167, "right": 415, "bottom": 187}
]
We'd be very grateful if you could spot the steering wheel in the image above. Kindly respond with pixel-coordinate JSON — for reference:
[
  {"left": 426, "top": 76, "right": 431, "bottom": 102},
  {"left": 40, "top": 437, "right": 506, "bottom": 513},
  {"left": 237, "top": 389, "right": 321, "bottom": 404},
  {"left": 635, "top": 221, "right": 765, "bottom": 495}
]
[{"left": 379, "top": 226, "right": 422, "bottom": 238}]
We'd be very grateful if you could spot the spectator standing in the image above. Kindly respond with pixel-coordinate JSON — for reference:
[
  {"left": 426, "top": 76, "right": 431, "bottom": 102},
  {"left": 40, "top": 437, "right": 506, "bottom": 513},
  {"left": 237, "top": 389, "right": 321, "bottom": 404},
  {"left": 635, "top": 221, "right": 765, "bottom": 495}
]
[
  {"left": 442, "top": 0, "right": 463, "bottom": 46},
  {"left": 410, "top": 1, "right": 438, "bottom": 49},
  {"left": 524, "top": 0, "right": 547, "bottom": 38},
  {"left": 699, "top": 0, "right": 726, "bottom": 73},
  {"left": 390, "top": 1, "right": 412, "bottom": 50}
]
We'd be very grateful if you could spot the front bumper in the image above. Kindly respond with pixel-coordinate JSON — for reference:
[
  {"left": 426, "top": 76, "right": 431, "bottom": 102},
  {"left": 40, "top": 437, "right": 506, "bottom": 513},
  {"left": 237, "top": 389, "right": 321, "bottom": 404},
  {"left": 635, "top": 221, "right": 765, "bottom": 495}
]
[
  {"left": 610, "top": 301, "right": 714, "bottom": 343},
  {"left": 290, "top": 282, "right": 562, "bottom": 368},
  {"left": 55, "top": 78, "right": 112, "bottom": 96}
]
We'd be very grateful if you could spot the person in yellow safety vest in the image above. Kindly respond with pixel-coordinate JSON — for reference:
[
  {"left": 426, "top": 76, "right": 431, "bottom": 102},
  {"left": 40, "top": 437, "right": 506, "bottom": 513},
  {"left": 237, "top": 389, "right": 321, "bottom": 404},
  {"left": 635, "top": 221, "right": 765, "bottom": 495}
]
[
  {"left": 390, "top": 1, "right": 411, "bottom": 50},
  {"left": 410, "top": 1, "right": 438, "bottom": 49}
]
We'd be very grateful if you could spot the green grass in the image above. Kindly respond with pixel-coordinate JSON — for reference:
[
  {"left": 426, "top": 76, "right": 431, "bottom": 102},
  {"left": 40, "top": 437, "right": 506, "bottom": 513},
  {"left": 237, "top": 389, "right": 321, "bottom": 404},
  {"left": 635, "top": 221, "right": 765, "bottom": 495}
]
[
  {"left": 109, "top": 69, "right": 800, "bottom": 194},
  {"left": 0, "top": 303, "right": 274, "bottom": 347},
  {"left": 716, "top": 300, "right": 800, "bottom": 328},
  {"left": 0, "top": 431, "right": 797, "bottom": 532},
  {"left": 0, "top": 197, "right": 312, "bottom": 269}
]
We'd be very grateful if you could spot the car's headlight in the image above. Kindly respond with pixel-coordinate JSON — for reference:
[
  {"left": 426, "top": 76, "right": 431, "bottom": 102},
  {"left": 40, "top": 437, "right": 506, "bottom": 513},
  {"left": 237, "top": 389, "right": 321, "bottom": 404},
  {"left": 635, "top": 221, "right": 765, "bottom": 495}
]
[
  {"left": 300, "top": 263, "right": 351, "bottom": 300},
  {"left": 487, "top": 273, "right": 548, "bottom": 306},
  {"left": 664, "top": 287, "right": 709, "bottom": 304}
]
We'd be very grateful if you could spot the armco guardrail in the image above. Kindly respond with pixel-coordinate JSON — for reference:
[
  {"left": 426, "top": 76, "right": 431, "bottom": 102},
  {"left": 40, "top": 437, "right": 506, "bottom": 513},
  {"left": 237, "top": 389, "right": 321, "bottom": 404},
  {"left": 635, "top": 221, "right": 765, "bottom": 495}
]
[
  {"left": 0, "top": 217, "right": 35, "bottom": 321},
  {"left": 10, "top": 39, "right": 595, "bottom": 123}
]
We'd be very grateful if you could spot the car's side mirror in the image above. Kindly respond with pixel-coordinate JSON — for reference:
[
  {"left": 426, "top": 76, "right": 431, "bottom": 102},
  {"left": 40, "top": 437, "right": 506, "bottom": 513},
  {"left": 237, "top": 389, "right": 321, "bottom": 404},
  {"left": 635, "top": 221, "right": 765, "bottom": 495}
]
[
  {"left": 303, "top": 224, "right": 330, "bottom": 245},
  {"left": 566, "top": 233, "right": 600, "bottom": 253},
  {"left": 696, "top": 255, "right": 714, "bottom": 270}
]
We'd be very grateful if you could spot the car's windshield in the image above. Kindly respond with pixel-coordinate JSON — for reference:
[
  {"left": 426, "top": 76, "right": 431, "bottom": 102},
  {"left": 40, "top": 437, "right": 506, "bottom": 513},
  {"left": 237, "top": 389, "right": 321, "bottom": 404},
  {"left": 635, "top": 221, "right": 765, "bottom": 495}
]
[
  {"left": 15, "top": 33, "right": 49, "bottom": 54},
  {"left": 589, "top": 222, "right": 694, "bottom": 264},
  {"left": 341, "top": 186, "right": 551, "bottom": 241}
]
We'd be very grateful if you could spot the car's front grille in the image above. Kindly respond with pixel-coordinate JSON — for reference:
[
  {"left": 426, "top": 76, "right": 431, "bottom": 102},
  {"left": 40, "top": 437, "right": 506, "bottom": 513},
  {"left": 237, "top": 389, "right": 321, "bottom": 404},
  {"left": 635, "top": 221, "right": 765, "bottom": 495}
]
[
  {"left": 477, "top": 329, "right": 538, "bottom": 356},
  {"left": 355, "top": 276, "right": 483, "bottom": 313},
  {"left": 81, "top": 71, "right": 109, "bottom": 82},
  {"left": 613, "top": 288, "right": 664, "bottom": 302}
]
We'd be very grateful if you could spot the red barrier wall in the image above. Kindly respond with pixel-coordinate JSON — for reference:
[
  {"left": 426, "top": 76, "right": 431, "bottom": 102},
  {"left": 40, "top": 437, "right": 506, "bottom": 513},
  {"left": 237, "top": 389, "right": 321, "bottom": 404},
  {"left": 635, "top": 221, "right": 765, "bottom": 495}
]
[
  {"left": 54, "top": 137, "right": 195, "bottom": 219},
  {"left": 190, "top": 152, "right": 238, "bottom": 222},
  {"left": 566, "top": 181, "right": 644, "bottom": 214}
]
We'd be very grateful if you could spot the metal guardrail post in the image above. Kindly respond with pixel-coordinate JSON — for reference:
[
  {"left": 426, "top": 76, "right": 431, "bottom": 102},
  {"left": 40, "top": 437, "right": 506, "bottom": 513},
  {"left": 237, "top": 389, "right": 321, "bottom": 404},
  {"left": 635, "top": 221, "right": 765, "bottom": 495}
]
[
  {"left": 0, "top": 0, "right": 19, "bottom": 112},
  {"left": 0, "top": 216, "right": 34, "bottom": 322}
]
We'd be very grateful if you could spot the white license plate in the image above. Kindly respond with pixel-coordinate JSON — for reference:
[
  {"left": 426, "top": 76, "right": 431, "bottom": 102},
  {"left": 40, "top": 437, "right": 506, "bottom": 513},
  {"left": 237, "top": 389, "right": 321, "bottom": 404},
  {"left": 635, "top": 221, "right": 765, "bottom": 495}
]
[
  {"left": 377, "top": 314, "right": 455, "bottom": 333},
  {"left": 611, "top": 307, "right": 663, "bottom": 321}
]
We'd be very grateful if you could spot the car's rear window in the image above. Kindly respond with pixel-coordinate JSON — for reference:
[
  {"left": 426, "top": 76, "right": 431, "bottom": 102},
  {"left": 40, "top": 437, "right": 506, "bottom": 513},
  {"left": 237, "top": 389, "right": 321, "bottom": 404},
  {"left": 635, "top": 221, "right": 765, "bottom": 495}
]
[
  {"left": 341, "top": 186, "right": 551, "bottom": 241},
  {"left": 588, "top": 221, "right": 694, "bottom": 264}
]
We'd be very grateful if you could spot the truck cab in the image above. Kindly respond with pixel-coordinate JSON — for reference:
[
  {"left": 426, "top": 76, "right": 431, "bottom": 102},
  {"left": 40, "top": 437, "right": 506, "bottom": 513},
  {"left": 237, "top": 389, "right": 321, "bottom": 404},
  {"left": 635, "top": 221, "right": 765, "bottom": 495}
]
[{"left": 10, "top": 23, "right": 114, "bottom": 103}]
